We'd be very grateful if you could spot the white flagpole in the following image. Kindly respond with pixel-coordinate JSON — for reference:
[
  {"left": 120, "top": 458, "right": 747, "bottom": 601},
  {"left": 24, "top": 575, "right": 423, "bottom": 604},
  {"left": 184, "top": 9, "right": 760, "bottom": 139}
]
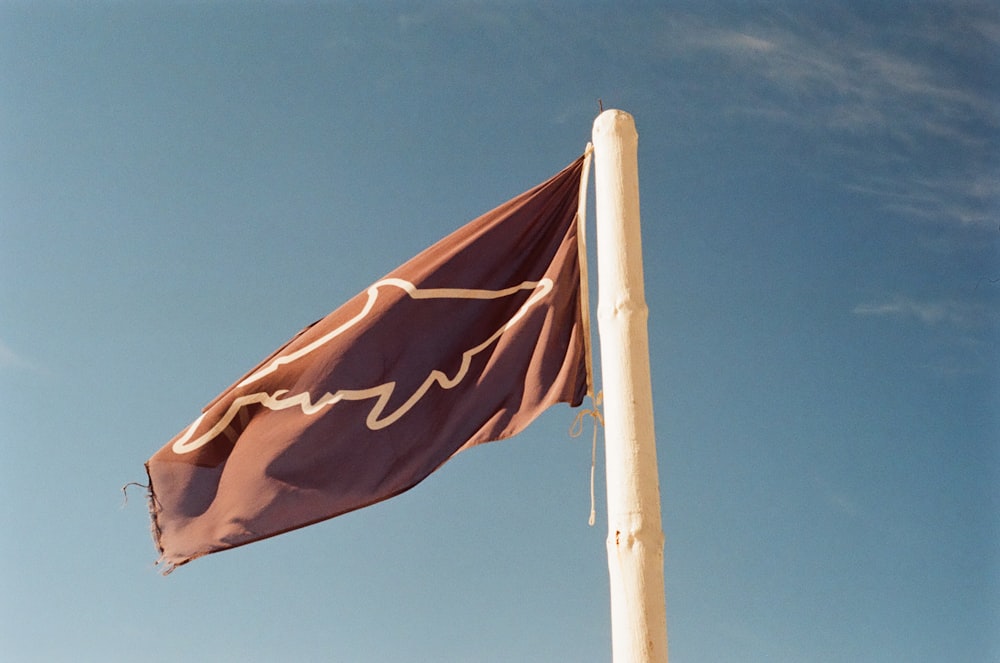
[{"left": 591, "top": 109, "right": 668, "bottom": 663}]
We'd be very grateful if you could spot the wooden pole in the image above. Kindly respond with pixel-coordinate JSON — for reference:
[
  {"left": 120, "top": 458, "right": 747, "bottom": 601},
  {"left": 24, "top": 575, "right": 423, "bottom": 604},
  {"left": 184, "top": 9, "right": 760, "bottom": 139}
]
[{"left": 592, "top": 109, "right": 668, "bottom": 663}]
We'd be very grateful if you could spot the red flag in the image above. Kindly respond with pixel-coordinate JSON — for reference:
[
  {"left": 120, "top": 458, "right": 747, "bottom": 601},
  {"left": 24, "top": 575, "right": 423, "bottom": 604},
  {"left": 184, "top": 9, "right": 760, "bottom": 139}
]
[{"left": 146, "top": 155, "right": 590, "bottom": 571}]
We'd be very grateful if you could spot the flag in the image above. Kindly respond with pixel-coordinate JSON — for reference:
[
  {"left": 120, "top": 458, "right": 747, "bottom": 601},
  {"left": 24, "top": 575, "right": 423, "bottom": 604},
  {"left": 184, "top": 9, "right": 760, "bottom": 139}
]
[{"left": 146, "top": 154, "right": 592, "bottom": 571}]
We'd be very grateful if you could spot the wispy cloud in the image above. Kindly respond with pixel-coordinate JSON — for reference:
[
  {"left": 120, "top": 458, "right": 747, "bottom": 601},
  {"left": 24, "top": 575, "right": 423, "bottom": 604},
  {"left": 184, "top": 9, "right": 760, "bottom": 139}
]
[
  {"left": 853, "top": 297, "right": 974, "bottom": 326},
  {"left": 847, "top": 173, "right": 1000, "bottom": 227},
  {"left": 666, "top": 10, "right": 998, "bottom": 135},
  {"left": 853, "top": 297, "right": 997, "bottom": 375},
  {"left": 658, "top": 5, "right": 1000, "bottom": 229},
  {"left": 0, "top": 339, "right": 36, "bottom": 372}
]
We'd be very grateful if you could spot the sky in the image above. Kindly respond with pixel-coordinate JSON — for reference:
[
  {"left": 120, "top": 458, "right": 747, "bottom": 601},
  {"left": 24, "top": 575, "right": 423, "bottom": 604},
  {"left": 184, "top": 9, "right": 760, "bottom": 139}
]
[{"left": 1, "top": 2, "right": 997, "bottom": 661}]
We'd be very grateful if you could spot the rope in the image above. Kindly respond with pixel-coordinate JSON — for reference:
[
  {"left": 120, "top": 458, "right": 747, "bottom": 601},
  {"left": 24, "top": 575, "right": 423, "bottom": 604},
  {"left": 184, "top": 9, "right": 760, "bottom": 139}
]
[{"left": 570, "top": 391, "right": 604, "bottom": 526}]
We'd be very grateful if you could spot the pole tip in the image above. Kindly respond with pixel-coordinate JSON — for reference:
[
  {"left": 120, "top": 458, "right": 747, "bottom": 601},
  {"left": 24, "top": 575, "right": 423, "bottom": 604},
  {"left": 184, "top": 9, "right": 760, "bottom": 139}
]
[{"left": 592, "top": 109, "right": 637, "bottom": 142}]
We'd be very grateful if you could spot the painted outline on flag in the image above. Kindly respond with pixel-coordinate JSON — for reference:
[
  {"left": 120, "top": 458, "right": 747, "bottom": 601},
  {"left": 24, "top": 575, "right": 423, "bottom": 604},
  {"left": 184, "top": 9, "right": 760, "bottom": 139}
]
[{"left": 172, "top": 277, "right": 553, "bottom": 455}]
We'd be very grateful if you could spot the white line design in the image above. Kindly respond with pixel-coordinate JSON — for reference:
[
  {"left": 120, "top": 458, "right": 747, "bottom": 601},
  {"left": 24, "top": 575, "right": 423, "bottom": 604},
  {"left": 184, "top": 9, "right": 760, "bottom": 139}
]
[{"left": 172, "top": 277, "right": 554, "bottom": 455}]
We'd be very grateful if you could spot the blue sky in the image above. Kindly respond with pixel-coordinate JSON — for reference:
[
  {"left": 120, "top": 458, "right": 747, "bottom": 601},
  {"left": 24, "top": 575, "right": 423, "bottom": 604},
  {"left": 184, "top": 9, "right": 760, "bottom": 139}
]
[{"left": 1, "top": 2, "right": 997, "bottom": 661}]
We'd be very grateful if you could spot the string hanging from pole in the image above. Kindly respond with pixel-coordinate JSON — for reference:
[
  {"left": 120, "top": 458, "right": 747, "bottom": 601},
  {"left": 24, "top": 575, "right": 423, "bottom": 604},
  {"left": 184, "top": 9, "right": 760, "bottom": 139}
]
[{"left": 570, "top": 390, "right": 604, "bottom": 526}]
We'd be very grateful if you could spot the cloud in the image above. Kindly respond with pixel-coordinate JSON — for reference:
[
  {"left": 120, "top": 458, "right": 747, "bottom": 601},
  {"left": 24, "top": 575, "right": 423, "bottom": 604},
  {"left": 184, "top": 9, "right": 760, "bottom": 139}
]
[
  {"left": 658, "top": 5, "right": 1000, "bottom": 229},
  {"left": 852, "top": 297, "right": 988, "bottom": 328},
  {"left": 847, "top": 173, "right": 1000, "bottom": 227},
  {"left": 0, "top": 339, "right": 35, "bottom": 372},
  {"left": 666, "top": 10, "right": 998, "bottom": 135},
  {"left": 853, "top": 297, "right": 997, "bottom": 375}
]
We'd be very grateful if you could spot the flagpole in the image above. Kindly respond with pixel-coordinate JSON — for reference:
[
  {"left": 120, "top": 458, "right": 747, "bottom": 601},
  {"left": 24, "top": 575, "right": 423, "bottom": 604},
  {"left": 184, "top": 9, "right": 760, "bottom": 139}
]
[{"left": 591, "top": 109, "right": 668, "bottom": 663}]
